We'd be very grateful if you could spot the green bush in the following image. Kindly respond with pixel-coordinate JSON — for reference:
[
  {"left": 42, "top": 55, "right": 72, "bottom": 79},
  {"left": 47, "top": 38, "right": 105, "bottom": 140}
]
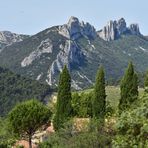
[
  {"left": 113, "top": 94, "right": 148, "bottom": 147},
  {"left": 71, "top": 91, "right": 93, "bottom": 117}
]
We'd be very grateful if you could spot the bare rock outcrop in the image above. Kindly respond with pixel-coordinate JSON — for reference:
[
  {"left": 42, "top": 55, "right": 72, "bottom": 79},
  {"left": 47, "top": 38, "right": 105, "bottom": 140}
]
[
  {"left": 129, "top": 24, "right": 140, "bottom": 35},
  {"left": 46, "top": 40, "right": 84, "bottom": 86},
  {"left": 98, "top": 18, "right": 141, "bottom": 41},
  {"left": 0, "top": 31, "right": 27, "bottom": 45},
  {"left": 59, "top": 16, "right": 97, "bottom": 40}
]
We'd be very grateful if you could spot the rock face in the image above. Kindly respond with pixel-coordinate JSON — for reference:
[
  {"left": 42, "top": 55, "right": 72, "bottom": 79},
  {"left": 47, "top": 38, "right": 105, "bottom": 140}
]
[
  {"left": 45, "top": 16, "right": 96, "bottom": 86},
  {"left": 46, "top": 40, "right": 84, "bottom": 86},
  {"left": 98, "top": 20, "right": 117, "bottom": 41},
  {"left": 21, "top": 38, "right": 53, "bottom": 67},
  {"left": 129, "top": 24, "right": 140, "bottom": 35},
  {"left": 59, "top": 16, "right": 97, "bottom": 40},
  {"left": 98, "top": 18, "right": 141, "bottom": 41},
  {"left": 0, "top": 31, "right": 28, "bottom": 45}
]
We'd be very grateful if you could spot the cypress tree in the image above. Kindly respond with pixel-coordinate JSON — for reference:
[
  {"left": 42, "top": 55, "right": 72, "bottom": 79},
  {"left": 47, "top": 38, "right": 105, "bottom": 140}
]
[
  {"left": 130, "top": 73, "right": 138, "bottom": 102},
  {"left": 93, "top": 66, "right": 106, "bottom": 120},
  {"left": 144, "top": 70, "right": 148, "bottom": 92},
  {"left": 119, "top": 62, "right": 138, "bottom": 111},
  {"left": 53, "top": 65, "right": 72, "bottom": 130}
]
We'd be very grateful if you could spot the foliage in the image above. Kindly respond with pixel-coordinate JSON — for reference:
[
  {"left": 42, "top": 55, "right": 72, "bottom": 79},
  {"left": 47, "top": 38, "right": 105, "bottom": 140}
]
[
  {"left": 105, "top": 102, "right": 115, "bottom": 117},
  {"left": 119, "top": 62, "right": 138, "bottom": 111},
  {"left": 144, "top": 70, "right": 148, "bottom": 92},
  {"left": 39, "top": 119, "right": 112, "bottom": 148},
  {"left": 0, "top": 67, "right": 52, "bottom": 116},
  {"left": 8, "top": 99, "right": 52, "bottom": 148},
  {"left": 71, "top": 91, "right": 93, "bottom": 117},
  {"left": 0, "top": 118, "right": 16, "bottom": 147},
  {"left": 93, "top": 66, "right": 106, "bottom": 119},
  {"left": 113, "top": 94, "right": 148, "bottom": 147},
  {"left": 53, "top": 66, "right": 73, "bottom": 131}
]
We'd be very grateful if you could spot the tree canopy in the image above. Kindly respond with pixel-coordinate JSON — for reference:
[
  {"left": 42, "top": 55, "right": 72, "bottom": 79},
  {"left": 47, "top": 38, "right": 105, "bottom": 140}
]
[
  {"left": 8, "top": 99, "right": 52, "bottom": 148},
  {"left": 0, "top": 67, "right": 52, "bottom": 116}
]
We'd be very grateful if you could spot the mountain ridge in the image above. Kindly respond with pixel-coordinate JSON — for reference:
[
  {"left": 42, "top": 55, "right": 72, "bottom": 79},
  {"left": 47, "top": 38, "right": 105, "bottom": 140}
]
[
  {"left": 0, "top": 17, "right": 148, "bottom": 89},
  {"left": 0, "top": 31, "right": 29, "bottom": 54}
]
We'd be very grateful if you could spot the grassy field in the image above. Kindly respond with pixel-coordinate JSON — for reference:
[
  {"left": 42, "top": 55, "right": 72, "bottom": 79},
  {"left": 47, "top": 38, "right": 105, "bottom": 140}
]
[
  {"left": 80, "top": 86, "right": 144, "bottom": 109},
  {"left": 50, "top": 86, "right": 144, "bottom": 111}
]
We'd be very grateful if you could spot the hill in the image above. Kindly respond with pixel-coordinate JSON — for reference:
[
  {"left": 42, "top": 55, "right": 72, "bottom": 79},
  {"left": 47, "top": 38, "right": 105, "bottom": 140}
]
[{"left": 0, "top": 67, "right": 52, "bottom": 116}]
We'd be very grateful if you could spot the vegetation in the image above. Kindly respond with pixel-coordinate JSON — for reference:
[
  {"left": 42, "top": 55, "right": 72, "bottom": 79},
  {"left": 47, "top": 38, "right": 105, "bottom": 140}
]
[
  {"left": 0, "top": 62, "right": 147, "bottom": 147},
  {"left": 0, "top": 118, "right": 15, "bottom": 147},
  {"left": 8, "top": 99, "right": 52, "bottom": 148},
  {"left": 39, "top": 119, "right": 112, "bottom": 148},
  {"left": 113, "top": 94, "right": 148, "bottom": 147},
  {"left": 72, "top": 92, "right": 93, "bottom": 117},
  {"left": 144, "top": 70, "right": 148, "bottom": 92},
  {"left": 93, "top": 66, "right": 106, "bottom": 120},
  {"left": 119, "top": 62, "right": 138, "bottom": 111},
  {"left": 0, "top": 67, "right": 52, "bottom": 116},
  {"left": 53, "top": 66, "right": 73, "bottom": 131},
  {"left": 39, "top": 89, "right": 147, "bottom": 147}
]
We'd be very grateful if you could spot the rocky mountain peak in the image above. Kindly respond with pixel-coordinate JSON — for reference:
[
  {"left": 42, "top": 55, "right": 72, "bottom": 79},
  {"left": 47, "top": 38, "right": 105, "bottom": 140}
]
[
  {"left": 98, "top": 20, "right": 117, "bottom": 41},
  {"left": 129, "top": 23, "right": 140, "bottom": 35},
  {"left": 0, "top": 31, "right": 28, "bottom": 45},
  {"left": 67, "top": 16, "right": 79, "bottom": 26},
  {"left": 98, "top": 18, "right": 141, "bottom": 41},
  {"left": 59, "top": 16, "right": 97, "bottom": 40},
  {"left": 116, "top": 18, "right": 127, "bottom": 34}
]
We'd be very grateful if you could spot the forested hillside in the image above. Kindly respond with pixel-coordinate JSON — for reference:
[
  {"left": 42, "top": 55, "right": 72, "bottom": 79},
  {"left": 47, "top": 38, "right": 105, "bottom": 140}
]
[{"left": 0, "top": 67, "right": 52, "bottom": 116}]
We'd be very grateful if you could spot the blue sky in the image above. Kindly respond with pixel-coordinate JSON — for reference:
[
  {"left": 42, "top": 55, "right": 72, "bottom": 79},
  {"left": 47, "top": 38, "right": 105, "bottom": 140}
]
[{"left": 0, "top": 0, "right": 147, "bottom": 35}]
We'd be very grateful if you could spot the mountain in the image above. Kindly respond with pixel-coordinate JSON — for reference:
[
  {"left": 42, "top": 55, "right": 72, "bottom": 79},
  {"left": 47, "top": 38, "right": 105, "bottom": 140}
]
[
  {"left": 0, "top": 31, "right": 29, "bottom": 51},
  {"left": 0, "top": 66, "right": 52, "bottom": 116},
  {"left": 0, "top": 17, "right": 148, "bottom": 90},
  {"left": 98, "top": 18, "right": 141, "bottom": 41}
]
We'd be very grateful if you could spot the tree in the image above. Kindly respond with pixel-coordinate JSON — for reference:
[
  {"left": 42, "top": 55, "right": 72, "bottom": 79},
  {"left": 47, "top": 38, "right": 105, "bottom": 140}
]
[
  {"left": 93, "top": 66, "right": 106, "bottom": 120},
  {"left": 130, "top": 73, "right": 138, "bottom": 102},
  {"left": 8, "top": 99, "right": 52, "bottom": 148},
  {"left": 113, "top": 94, "right": 148, "bottom": 148},
  {"left": 144, "top": 70, "right": 148, "bottom": 92},
  {"left": 119, "top": 62, "right": 138, "bottom": 111},
  {"left": 53, "top": 65, "right": 72, "bottom": 130}
]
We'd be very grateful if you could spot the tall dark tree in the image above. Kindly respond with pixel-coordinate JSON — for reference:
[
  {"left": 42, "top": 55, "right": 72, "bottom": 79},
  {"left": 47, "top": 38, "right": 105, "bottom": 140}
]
[
  {"left": 119, "top": 62, "right": 138, "bottom": 111},
  {"left": 130, "top": 73, "right": 138, "bottom": 101},
  {"left": 93, "top": 66, "right": 106, "bottom": 120},
  {"left": 144, "top": 70, "right": 148, "bottom": 92},
  {"left": 53, "top": 65, "right": 72, "bottom": 130}
]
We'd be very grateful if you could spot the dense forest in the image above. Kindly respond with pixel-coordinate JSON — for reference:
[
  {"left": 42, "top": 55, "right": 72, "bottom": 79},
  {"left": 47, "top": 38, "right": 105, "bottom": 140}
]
[{"left": 0, "top": 67, "right": 52, "bottom": 116}]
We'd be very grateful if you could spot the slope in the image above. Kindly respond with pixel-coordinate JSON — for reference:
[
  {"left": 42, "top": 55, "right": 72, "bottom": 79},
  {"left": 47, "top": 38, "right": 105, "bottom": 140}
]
[{"left": 0, "top": 67, "right": 52, "bottom": 116}]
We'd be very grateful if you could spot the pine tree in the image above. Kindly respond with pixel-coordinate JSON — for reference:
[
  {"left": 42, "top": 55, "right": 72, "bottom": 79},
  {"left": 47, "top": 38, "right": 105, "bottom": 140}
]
[
  {"left": 93, "top": 66, "right": 106, "bottom": 120},
  {"left": 119, "top": 62, "right": 138, "bottom": 111},
  {"left": 53, "top": 65, "right": 72, "bottom": 130},
  {"left": 8, "top": 100, "right": 52, "bottom": 148}
]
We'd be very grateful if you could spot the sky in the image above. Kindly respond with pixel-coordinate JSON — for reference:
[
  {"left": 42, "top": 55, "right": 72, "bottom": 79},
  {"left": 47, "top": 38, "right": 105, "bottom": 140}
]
[{"left": 0, "top": 0, "right": 147, "bottom": 35}]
